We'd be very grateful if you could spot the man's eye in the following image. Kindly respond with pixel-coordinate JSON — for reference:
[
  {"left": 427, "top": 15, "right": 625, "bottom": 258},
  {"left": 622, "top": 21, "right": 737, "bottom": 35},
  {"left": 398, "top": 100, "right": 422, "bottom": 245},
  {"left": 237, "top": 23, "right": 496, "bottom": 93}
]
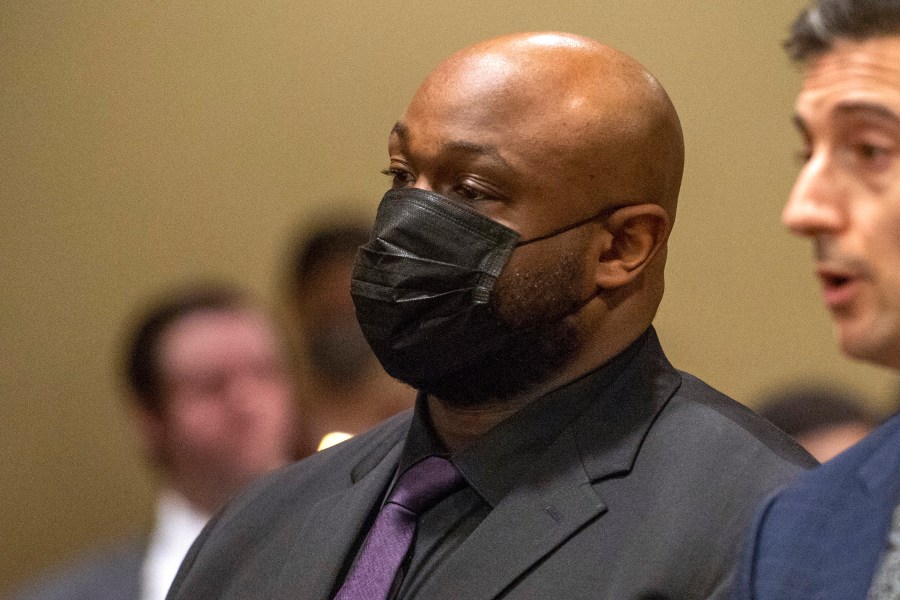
[
  {"left": 859, "top": 144, "right": 887, "bottom": 160},
  {"left": 171, "top": 374, "right": 227, "bottom": 396},
  {"left": 854, "top": 142, "right": 895, "bottom": 171},
  {"left": 380, "top": 167, "right": 415, "bottom": 188},
  {"left": 453, "top": 183, "right": 491, "bottom": 203}
]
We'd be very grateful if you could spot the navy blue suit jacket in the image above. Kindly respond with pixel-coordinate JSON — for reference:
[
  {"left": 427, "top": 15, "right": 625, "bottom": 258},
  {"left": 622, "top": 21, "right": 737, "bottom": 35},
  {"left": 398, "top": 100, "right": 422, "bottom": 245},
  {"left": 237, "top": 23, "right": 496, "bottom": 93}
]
[{"left": 734, "top": 413, "right": 900, "bottom": 599}]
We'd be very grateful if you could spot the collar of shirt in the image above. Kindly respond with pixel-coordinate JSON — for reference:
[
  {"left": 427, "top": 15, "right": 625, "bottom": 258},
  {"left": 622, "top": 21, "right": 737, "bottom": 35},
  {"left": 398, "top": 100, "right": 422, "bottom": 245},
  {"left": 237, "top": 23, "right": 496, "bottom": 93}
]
[
  {"left": 140, "top": 488, "right": 211, "bottom": 600},
  {"left": 397, "top": 327, "right": 652, "bottom": 508}
]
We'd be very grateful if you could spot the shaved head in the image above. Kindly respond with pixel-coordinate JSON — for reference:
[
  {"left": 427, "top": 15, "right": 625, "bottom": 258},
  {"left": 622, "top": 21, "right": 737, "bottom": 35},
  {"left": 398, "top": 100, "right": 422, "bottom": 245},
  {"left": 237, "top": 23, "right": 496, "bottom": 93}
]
[{"left": 403, "top": 32, "right": 684, "bottom": 221}]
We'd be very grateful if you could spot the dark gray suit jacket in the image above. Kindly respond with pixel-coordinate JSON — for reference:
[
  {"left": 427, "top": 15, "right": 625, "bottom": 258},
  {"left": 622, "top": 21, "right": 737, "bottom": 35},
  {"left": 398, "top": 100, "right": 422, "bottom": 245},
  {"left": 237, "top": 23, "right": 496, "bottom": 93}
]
[
  {"left": 9, "top": 538, "right": 143, "bottom": 600},
  {"left": 167, "top": 332, "right": 815, "bottom": 600}
]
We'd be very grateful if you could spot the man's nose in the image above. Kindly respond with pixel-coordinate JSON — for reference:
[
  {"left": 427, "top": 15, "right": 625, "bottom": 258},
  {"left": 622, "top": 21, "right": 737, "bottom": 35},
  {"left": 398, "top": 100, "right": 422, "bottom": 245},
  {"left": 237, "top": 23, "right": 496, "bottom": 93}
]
[
  {"left": 224, "top": 370, "right": 272, "bottom": 416},
  {"left": 782, "top": 152, "right": 844, "bottom": 237},
  {"left": 412, "top": 175, "right": 434, "bottom": 192}
]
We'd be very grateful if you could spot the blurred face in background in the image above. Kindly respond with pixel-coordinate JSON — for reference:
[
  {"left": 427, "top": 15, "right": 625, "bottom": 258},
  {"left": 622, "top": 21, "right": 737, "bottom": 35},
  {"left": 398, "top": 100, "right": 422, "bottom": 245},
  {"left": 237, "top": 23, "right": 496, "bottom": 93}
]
[
  {"left": 296, "top": 252, "right": 375, "bottom": 384},
  {"left": 143, "top": 308, "right": 295, "bottom": 511},
  {"left": 784, "top": 36, "right": 900, "bottom": 369}
]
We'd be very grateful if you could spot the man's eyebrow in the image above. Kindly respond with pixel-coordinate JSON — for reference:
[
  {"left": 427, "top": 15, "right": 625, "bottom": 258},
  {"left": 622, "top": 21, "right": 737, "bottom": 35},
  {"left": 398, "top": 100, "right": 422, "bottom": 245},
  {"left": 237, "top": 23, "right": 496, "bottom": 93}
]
[
  {"left": 390, "top": 122, "right": 513, "bottom": 169},
  {"left": 443, "top": 140, "right": 513, "bottom": 169},
  {"left": 391, "top": 121, "right": 407, "bottom": 138},
  {"left": 833, "top": 101, "right": 900, "bottom": 125}
]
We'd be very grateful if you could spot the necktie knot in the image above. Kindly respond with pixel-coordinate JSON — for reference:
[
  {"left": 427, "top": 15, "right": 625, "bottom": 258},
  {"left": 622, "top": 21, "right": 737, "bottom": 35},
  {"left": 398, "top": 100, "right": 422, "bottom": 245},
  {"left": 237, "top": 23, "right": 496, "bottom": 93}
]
[{"left": 387, "top": 456, "right": 465, "bottom": 515}]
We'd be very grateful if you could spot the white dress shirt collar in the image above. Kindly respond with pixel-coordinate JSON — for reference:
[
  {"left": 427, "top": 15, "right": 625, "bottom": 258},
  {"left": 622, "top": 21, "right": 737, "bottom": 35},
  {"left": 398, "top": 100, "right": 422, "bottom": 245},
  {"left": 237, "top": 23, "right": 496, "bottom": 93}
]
[{"left": 140, "top": 488, "right": 211, "bottom": 600}]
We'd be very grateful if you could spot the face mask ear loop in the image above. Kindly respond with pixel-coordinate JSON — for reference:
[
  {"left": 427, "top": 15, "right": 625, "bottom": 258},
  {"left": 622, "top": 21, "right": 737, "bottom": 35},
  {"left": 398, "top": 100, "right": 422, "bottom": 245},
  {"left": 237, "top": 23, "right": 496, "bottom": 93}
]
[{"left": 515, "top": 205, "right": 625, "bottom": 247}]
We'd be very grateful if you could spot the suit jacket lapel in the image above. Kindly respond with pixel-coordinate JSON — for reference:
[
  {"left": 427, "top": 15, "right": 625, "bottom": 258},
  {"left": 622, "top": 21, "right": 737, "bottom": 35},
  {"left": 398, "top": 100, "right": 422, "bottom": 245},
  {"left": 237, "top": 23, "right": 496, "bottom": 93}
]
[
  {"left": 271, "top": 439, "right": 405, "bottom": 600},
  {"left": 858, "top": 414, "right": 900, "bottom": 499},
  {"left": 852, "top": 415, "right": 900, "bottom": 584}
]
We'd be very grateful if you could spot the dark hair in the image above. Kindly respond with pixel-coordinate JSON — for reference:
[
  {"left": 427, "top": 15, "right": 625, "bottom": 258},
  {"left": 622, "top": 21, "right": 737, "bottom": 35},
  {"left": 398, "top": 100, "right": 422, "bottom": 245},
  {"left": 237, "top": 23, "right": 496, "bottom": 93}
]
[
  {"left": 787, "top": 0, "right": 900, "bottom": 62},
  {"left": 757, "top": 385, "right": 879, "bottom": 438},
  {"left": 124, "top": 284, "right": 250, "bottom": 413},
  {"left": 286, "top": 222, "right": 371, "bottom": 299}
]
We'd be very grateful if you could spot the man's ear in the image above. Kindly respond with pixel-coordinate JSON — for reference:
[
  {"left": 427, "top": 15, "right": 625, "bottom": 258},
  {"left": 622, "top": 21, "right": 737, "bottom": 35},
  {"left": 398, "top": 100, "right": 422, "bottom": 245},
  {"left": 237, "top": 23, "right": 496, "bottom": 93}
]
[{"left": 594, "top": 203, "right": 670, "bottom": 289}]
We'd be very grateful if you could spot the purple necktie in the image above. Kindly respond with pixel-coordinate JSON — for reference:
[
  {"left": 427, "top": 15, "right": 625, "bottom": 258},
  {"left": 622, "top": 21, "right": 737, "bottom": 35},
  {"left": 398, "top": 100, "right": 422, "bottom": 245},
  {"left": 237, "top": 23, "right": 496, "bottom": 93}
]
[{"left": 333, "top": 456, "right": 465, "bottom": 600}]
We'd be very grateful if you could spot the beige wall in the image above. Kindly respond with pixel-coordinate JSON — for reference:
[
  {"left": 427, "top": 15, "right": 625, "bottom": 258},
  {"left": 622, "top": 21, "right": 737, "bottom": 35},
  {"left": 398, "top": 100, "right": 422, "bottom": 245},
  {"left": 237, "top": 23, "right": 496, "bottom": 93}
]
[{"left": 3, "top": 0, "right": 897, "bottom": 594}]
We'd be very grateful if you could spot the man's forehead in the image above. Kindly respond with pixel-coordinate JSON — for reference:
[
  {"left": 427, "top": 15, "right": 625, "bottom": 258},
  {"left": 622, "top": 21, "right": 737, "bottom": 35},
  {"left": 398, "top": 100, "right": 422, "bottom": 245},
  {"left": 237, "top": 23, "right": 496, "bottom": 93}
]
[
  {"left": 394, "top": 72, "right": 608, "bottom": 155},
  {"left": 163, "top": 309, "right": 275, "bottom": 357},
  {"left": 793, "top": 37, "right": 900, "bottom": 133},
  {"left": 799, "top": 37, "right": 900, "bottom": 103}
]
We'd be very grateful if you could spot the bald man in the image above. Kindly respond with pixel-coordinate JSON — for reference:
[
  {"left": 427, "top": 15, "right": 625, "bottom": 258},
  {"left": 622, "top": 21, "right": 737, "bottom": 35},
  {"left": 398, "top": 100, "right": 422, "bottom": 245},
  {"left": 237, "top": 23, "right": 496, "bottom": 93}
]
[{"left": 166, "top": 33, "right": 813, "bottom": 600}]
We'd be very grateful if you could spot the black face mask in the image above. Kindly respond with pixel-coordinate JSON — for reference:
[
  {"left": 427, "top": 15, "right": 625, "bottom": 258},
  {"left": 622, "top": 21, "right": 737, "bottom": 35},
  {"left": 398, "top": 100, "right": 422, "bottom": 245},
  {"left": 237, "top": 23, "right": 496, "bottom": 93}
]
[{"left": 350, "top": 187, "right": 608, "bottom": 391}]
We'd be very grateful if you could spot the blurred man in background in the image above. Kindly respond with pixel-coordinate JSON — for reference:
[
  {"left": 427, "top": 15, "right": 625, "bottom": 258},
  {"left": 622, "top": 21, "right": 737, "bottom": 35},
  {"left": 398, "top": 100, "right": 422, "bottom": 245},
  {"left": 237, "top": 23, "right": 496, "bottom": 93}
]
[
  {"left": 284, "top": 222, "right": 413, "bottom": 457},
  {"left": 12, "top": 284, "right": 296, "bottom": 600},
  {"left": 756, "top": 384, "right": 880, "bottom": 462},
  {"left": 734, "top": 1, "right": 900, "bottom": 597}
]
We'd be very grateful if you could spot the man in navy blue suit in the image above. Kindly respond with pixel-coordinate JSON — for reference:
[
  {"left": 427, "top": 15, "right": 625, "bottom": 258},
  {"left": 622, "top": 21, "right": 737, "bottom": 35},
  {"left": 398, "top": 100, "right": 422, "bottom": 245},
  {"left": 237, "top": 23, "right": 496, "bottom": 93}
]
[{"left": 734, "top": 1, "right": 900, "bottom": 598}]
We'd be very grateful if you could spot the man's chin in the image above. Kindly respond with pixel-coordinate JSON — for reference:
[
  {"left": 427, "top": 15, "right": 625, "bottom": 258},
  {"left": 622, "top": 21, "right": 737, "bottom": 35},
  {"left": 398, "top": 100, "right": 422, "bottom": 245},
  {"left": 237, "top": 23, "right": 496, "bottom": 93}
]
[
  {"left": 417, "top": 331, "right": 580, "bottom": 408},
  {"left": 834, "top": 318, "right": 900, "bottom": 369}
]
